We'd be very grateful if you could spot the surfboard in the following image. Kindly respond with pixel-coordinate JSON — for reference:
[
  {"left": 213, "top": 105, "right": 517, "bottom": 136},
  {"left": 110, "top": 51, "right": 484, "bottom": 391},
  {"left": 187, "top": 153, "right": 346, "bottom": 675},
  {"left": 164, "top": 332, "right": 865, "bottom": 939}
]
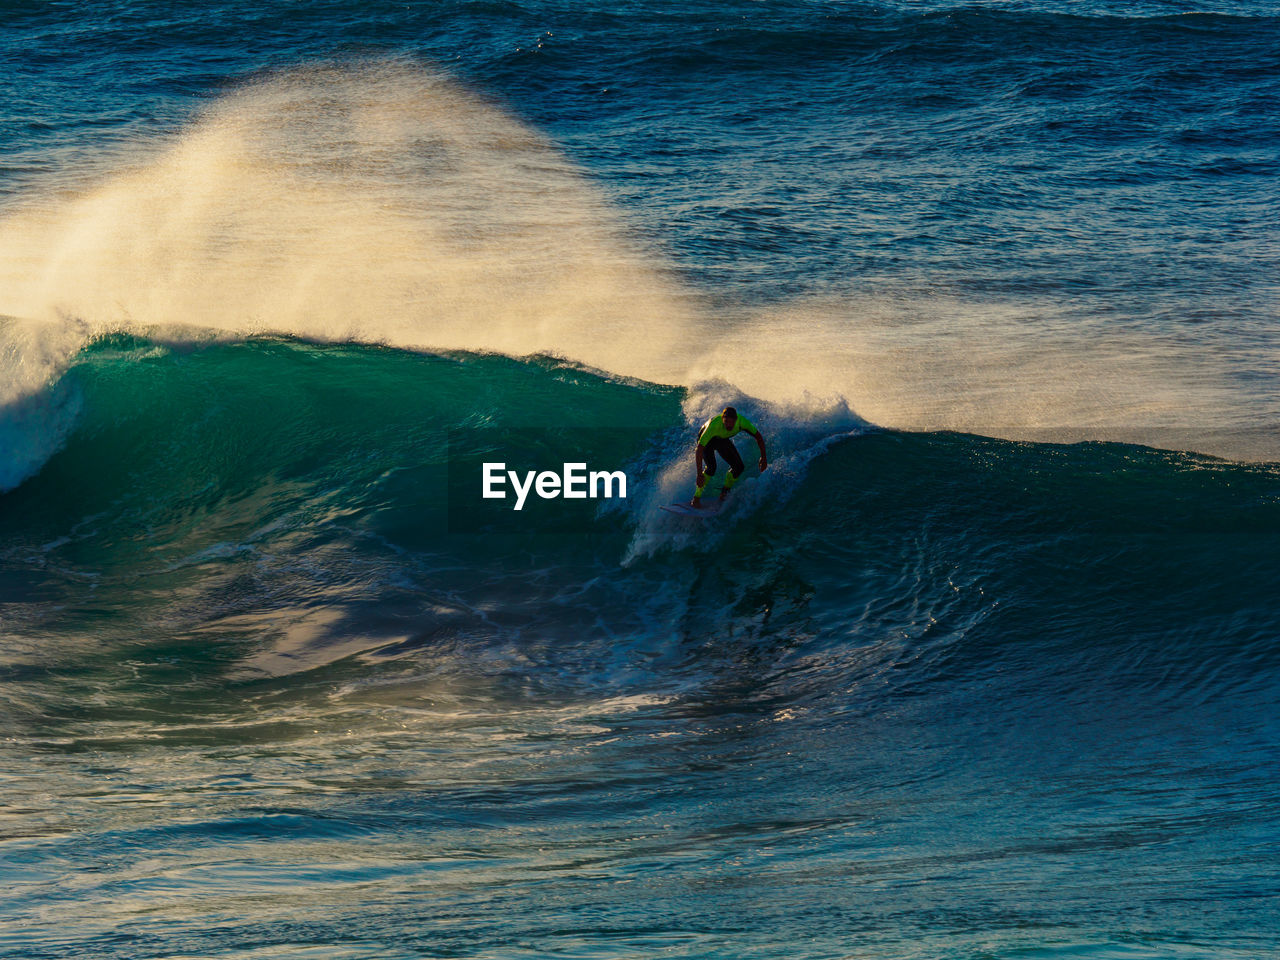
[{"left": 660, "top": 501, "right": 725, "bottom": 518}]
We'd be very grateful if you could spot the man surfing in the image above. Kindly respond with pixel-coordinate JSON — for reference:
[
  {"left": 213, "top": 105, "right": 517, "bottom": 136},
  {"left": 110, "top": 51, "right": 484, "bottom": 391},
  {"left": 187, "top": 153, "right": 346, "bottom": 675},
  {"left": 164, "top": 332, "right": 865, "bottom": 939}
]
[{"left": 692, "top": 406, "right": 768, "bottom": 508}]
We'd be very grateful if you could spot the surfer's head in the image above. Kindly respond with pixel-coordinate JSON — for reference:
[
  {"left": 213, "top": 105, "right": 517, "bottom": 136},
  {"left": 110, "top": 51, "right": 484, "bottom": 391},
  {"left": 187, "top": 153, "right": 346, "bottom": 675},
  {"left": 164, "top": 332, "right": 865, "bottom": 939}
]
[{"left": 722, "top": 406, "right": 737, "bottom": 429}]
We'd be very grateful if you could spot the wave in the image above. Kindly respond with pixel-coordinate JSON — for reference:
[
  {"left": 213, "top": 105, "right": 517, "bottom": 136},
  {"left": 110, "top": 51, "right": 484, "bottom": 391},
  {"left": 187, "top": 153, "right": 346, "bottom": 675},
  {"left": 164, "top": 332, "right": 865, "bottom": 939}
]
[
  {"left": 1, "top": 57, "right": 1276, "bottom": 735},
  {"left": 3, "top": 57, "right": 1276, "bottom": 501},
  {"left": 2, "top": 336, "right": 1277, "bottom": 741}
]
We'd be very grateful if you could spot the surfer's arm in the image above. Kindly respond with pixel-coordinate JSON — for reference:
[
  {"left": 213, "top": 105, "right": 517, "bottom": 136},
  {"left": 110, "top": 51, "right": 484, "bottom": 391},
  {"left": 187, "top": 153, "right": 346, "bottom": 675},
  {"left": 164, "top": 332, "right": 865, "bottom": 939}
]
[{"left": 751, "top": 430, "right": 767, "bottom": 471}]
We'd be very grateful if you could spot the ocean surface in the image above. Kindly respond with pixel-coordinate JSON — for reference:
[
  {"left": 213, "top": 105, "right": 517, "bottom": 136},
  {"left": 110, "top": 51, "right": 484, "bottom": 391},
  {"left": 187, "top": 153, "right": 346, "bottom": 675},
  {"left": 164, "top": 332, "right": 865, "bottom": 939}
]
[{"left": 2, "top": 3, "right": 1279, "bottom": 958}]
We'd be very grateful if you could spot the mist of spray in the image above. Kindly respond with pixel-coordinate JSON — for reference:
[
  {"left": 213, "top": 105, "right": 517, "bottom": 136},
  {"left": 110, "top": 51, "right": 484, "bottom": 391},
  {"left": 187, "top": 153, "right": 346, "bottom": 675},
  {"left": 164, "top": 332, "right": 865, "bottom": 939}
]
[
  {"left": 0, "top": 62, "right": 699, "bottom": 357},
  {"left": 0, "top": 61, "right": 708, "bottom": 488}
]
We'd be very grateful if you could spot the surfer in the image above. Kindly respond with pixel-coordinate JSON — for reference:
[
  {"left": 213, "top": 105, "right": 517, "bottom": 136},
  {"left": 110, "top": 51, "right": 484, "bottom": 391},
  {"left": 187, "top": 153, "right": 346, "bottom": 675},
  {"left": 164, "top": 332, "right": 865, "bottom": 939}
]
[{"left": 692, "top": 406, "right": 768, "bottom": 508}]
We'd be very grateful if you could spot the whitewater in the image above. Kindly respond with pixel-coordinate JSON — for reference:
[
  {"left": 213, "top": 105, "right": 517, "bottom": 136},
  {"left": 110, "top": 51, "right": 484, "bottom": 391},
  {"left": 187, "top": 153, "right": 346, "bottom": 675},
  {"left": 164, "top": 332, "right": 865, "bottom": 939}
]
[{"left": 2, "top": 4, "right": 1279, "bottom": 959}]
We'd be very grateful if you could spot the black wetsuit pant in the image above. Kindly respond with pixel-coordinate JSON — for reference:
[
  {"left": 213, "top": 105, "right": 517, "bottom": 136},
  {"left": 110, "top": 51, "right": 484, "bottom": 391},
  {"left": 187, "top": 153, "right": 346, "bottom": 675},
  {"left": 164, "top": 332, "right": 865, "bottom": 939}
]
[{"left": 703, "top": 435, "right": 744, "bottom": 479}]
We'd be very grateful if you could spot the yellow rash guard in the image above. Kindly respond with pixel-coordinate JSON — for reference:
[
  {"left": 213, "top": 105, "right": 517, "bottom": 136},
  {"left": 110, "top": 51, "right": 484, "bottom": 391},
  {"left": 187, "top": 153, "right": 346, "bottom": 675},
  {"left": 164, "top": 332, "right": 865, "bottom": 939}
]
[{"left": 697, "top": 413, "right": 757, "bottom": 447}]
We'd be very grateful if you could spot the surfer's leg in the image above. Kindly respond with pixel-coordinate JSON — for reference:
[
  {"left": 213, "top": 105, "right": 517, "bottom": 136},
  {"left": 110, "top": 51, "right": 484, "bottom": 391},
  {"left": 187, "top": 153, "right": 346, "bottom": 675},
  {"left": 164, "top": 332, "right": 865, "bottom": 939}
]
[
  {"left": 694, "top": 444, "right": 720, "bottom": 500},
  {"left": 694, "top": 446, "right": 717, "bottom": 500},
  {"left": 719, "top": 440, "right": 745, "bottom": 495},
  {"left": 703, "top": 446, "right": 718, "bottom": 476}
]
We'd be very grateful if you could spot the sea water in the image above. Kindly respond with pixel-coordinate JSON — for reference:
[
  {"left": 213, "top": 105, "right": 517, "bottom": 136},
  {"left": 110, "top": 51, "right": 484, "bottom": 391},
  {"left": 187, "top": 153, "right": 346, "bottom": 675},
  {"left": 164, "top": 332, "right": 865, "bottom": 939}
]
[{"left": 1, "top": 3, "right": 1278, "bottom": 958}]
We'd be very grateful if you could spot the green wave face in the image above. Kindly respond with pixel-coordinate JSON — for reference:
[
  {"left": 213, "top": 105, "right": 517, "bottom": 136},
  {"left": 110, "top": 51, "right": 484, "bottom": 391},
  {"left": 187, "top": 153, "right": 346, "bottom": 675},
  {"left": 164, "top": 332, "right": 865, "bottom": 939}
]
[{"left": 8, "top": 335, "right": 673, "bottom": 556}]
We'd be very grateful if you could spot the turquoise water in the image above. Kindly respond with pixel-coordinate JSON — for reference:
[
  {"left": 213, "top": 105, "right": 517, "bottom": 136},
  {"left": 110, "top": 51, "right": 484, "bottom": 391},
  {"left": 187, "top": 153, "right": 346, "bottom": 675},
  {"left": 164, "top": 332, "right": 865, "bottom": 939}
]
[{"left": 3, "top": 3, "right": 1280, "bottom": 958}]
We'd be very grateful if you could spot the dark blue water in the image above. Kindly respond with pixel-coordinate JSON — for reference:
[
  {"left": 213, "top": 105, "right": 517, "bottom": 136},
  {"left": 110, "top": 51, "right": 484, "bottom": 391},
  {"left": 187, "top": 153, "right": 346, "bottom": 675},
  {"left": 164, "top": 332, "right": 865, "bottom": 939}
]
[{"left": 2, "top": 4, "right": 1279, "bottom": 959}]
